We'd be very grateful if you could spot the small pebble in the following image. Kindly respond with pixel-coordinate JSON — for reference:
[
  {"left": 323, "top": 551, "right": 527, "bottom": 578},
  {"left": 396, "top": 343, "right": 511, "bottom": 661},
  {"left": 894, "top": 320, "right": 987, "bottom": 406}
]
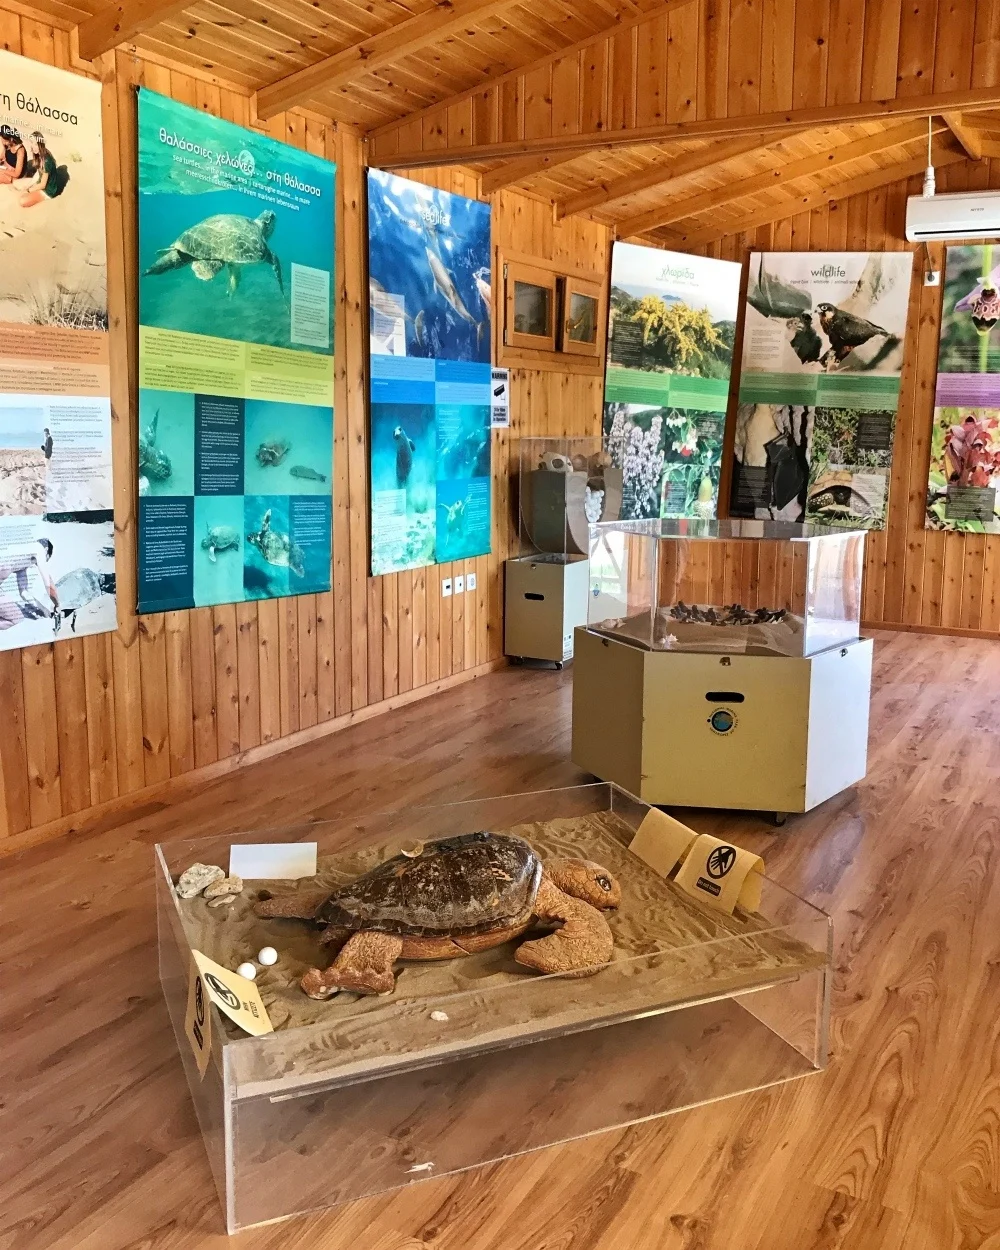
[
  {"left": 176, "top": 863, "right": 225, "bottom": 898},
  {"left": 208, "top": 894, "right": 237, "bottom": 908},
  {"left": 257, "top": 946, "right": 278, "bottom": 966},
  {"left": 204, "top": 875, "right": 243, "bottom": 899},
  {"left": 236, "top": 962, "right": 257, "bottom": 980},
  {"left": 430, "top": 1010, "right": 449, "bottom": 1022}
]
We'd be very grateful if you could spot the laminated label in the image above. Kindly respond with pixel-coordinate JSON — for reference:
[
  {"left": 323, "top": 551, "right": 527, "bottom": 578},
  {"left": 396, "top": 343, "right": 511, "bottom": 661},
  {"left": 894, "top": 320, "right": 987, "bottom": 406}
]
[
  {"left": 674, "top": 834, "right": 763, "bottom": 915},
  {"left": 628, "top": 807, "right": 698, "bottom": 878},
  {"left": 191, "top": 950, "right": 273, "bottom": 1036}
]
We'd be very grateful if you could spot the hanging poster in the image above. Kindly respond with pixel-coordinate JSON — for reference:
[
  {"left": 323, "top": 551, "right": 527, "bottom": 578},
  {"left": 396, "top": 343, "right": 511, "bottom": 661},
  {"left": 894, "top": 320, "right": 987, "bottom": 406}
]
[
  {"left": 0, "top": 51, "right": 115, "bottom": 649},
  {"left": 925, "top": 244, "right": 1000, "bottom": 533},
  {"left": 602, "top": 242, "right": 741, "bottom": 520},
  {"left": 367, "top": 169, "right": 491, "bottom": 576},
  {"left": 136, "top": 90, "right": 335, "bottom": 612},
  {"left": 730, "top": 251, "right": 913, "bottom": 529}
]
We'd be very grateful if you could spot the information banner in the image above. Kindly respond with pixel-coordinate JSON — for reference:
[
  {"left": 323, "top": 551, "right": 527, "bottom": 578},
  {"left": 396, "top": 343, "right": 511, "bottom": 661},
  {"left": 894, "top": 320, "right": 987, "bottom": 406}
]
[
  {"left": 367, "top": 169, "right": 491, "bottom": 576},
  {"left": 602, "top": 243, "right": 741, "bottom": 520},
  {"left": 730, "top": 251, "right": 913, "bottom": 529},
  {"left": 0, "top": 51, "right": 115, "bottom": 648},
  {"left": 925, "top": 244, "right": 1000, "bottom": 533},
  {"left": 137, "top": 90, "right": 335, "bottom": 611}
]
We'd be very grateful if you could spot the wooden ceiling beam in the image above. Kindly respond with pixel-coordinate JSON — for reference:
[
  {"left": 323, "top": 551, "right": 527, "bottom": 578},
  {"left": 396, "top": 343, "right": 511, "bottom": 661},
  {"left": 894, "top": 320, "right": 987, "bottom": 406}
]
[
  {"left": 651, "top": 144, "right": 968, "bottom": 250},
  {"left": 77, "top": 0, "right": 191, "bottom": 60},
  {"left": 380, "top": 85, "right": 1000, "bottom": 168},
  {"left": 368, "top": 0, "right": 698, "bottom": 142},
  {"left": 255, "top": 0, "right": 522, "bottom": 121},
  {"left": 554, "top": 130, "right": 803, "bottom": 220},
  {"left": 616, "top": 119, "right": 942, "bottom": 237},
  {"left": 480, "top": 153, "right": 581, "bottom": 196},
  {"left": 942, "top": 112, "right": 984, "bottom": 160}
]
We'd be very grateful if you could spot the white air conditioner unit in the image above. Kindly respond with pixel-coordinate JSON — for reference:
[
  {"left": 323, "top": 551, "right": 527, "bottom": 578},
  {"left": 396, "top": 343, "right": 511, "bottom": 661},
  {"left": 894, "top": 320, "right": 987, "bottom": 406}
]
[{"left": 906, "top": 190, "right": 1000, "bottom": 242}]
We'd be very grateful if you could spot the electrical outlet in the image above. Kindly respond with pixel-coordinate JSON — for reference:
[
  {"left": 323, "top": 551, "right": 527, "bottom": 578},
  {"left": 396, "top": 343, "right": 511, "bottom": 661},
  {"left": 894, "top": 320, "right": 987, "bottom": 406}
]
[
  {"left": 467, "top": 572, "right": 477, "bottom": 591},
  {"left": 454, "top": 575, "right": 465, "bottom": 594},
  {"left": 441, "top": 578, "right": 452, "bottom": 598},
  {"left": 925, "top": 270, "right": 941, "bottom": 287}
]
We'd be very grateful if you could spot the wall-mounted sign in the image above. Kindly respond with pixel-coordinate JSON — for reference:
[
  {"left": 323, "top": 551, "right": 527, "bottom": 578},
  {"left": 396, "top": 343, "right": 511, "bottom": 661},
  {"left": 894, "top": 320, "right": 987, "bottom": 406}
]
[
  {"left": 0, "top": 50, "right": 115, "bottom": 648},
  {"left": 925, "top": 243, "right": 1000, "bottom": 533},
  {"left": 603, "top": 242, "right": 741, "bottom": 520},
  {"left": 136, "top": 90, "right": 335, "bottom": 612},
  {"left": 367, "top": 169, "right": 492, "bottom": 576},
  {"left": 730, "top": 251, "right": 913, "bottom": 529}
]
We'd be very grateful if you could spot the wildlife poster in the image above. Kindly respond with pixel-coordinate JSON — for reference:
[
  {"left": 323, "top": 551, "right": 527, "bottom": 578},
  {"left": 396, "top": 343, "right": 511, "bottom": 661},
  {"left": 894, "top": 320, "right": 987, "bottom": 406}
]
[
  {"left": 925, "top": 245, "right": 1000, "bottom": 533},
  {"left": 730, "top": 251, "right": 913, "bottom": 529},
  {"left": 366, "top": 168, "right": 492, "bottom": 576},
  {"left": 136, "top": 90, "right": 335, "bottom": 611},
  {"left": 602, "top": 242, "right": 741, "bottom": 520},
  {"left": 0, "top": 52, "right": 116, "bottom": 649}
]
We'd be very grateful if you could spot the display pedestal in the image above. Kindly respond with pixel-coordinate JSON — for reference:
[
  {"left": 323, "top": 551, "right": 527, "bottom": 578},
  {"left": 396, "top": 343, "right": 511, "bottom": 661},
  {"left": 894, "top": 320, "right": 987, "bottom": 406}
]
[
  {"left": 572, "top": 628, "right": 873, "bottom": 813},
  {"left": 157, "top": 784, "right": 831, "bottom": 1232},
  {"left": 504, "top": 555, "right": 589, "bottom": 664}
]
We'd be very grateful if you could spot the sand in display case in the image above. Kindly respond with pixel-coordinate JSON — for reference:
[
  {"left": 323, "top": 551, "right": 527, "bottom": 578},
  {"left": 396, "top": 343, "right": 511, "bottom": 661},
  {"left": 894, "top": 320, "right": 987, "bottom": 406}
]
[
  {"left": 158, "top": 784, "right": 831, "bottom": 1232},
  {"left": 587, "top": 519, "right": 865, "bottom": 657},
  {"left": 505, "top": 438, "right": 623, "bottom": 663}
]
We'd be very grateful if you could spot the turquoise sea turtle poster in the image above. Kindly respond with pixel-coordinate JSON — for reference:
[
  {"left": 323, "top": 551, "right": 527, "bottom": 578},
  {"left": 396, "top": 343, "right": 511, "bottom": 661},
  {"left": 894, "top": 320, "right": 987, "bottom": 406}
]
[
  {"left": 136, "top": 90, "right": 335, "bottom": 611},
  {"left": 367, "top": 169, "right": 492, "bottom": 576}
]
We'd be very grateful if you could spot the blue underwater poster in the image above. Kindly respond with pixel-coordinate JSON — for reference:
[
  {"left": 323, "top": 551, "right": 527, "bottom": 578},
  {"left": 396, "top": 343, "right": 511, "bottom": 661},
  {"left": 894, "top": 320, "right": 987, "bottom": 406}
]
[
  {"left": 366, "top": 169, "right": 492, "bottom": 576},
  {"left": 136, "top": 90, "right": 335, "bottom": 611}
]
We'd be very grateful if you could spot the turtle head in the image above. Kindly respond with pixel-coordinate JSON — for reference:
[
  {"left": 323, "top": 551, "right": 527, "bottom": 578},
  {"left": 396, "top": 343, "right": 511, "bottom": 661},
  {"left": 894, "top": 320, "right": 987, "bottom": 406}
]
[
  {"left": 256, "top": 210, "right": 277, "bottom": 239},
  {"left": 546, "top": 858, "right": 621, "bottom": 910}
]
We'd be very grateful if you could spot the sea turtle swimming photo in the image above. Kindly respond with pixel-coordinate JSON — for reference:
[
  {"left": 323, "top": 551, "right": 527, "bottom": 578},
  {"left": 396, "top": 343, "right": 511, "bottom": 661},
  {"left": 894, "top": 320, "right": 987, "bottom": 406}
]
[
  {"left": 246, "top": 508, "right": 304, "bottom": 577},
  {"left": 143, "top": 209, "right": 284, "bottom": 297},
  {"left": 254, "top": 831, "right": 621, "bottom": 999},
  {"left": 201, "top": 524, "right": 240, "bottom": 563},
  {"left": 255, "top": 438, "right": 290, "bottom": 467},
  {"left": 138, "top": 409, "right": 171, "bottom": 484}
]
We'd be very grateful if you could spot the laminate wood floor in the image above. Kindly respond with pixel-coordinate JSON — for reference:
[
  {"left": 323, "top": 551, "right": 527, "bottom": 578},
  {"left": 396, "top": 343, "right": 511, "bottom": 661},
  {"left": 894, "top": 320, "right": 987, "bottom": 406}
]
[{"left": 3, "top": 631, "right": 1000, "bottom": 1250}]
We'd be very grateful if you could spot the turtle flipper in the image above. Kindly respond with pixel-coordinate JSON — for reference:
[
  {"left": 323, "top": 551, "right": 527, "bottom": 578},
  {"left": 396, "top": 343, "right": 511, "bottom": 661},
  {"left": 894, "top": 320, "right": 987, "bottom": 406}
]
[
  {"left": 270, "top": 250, "right": 284, "bottom": 295},
  {"left": 301, "top": 931, "right": 402, "bottom": 998},
  {"left": 226, "top": 264, "right": 241, "bottom": 295},
  {"left": 254, "top": 889, "right": 329, "bottom": 920},
  {"left": 515, "top": 874, "right": 613, "bottom": 978},
  {"left": 144, "top": 247, "right": 187, "bottom": 276},
  {"left": 192, "top": 259, "right": 224, "bottom": 282}
]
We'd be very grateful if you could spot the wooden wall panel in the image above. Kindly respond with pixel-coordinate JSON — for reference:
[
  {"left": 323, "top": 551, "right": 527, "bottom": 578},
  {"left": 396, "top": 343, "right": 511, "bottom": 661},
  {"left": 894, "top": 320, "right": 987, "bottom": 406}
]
[{"left": 0, "top": 17, "right": 612, "bottom": 844}]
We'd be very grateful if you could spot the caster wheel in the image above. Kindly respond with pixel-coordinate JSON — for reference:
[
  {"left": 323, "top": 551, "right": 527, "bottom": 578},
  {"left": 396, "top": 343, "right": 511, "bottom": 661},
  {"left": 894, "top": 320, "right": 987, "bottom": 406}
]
[
  {"left": 770, "top": 812, "right": 787, "bottom": 828},
  {"left": 555, "top": 661, "right": 564, "bottom": 671},
  {"left": 509, "top": 656, "right": 524, "bottom": 666}
]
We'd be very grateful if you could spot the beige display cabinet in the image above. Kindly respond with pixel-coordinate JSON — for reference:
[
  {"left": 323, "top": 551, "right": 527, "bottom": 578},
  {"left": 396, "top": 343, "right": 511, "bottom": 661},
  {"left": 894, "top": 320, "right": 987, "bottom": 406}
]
[
  {"left": 504, "top": 437, "right": 622, "bottom": 666},
  {"left": 158, "top": 783, "right": 831, "bottom": 1232},
  {"left": 573, "top": 520, "right": 872, "bottom": 822}
]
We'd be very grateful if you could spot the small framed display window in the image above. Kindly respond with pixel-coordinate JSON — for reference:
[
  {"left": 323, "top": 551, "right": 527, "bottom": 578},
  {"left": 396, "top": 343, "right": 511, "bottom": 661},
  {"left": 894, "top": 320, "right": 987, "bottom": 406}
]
[
  {"left": 560, "top": 276, "right": 605, "bottom": 358},
  {"left": 504, "top": 261, "right": 557, "bottom": 351}
]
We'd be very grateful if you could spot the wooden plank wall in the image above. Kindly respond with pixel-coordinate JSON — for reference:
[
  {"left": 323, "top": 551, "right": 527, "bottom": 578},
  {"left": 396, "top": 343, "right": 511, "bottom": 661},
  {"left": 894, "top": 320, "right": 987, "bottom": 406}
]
[{"left": 0, "top": 15, "right": 612, "bottom": 844}]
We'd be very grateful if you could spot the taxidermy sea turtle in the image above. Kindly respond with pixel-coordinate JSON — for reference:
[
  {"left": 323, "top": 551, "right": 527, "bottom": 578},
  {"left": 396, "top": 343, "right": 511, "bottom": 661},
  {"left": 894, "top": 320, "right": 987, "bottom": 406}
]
[
  {"left": 255, "top": 831, "right": 621, "bottom": 998},
  {"left": 144, "top": 209, "right": 283, "bottom": 296}
]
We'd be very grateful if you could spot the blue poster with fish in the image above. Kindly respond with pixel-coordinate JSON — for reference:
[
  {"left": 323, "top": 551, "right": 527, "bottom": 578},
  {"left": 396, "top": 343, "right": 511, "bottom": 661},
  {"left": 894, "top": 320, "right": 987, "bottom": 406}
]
[
  {"left": 366, "top": 168, "right": 491, "bottom": 576},
  {"left": 136, "top": 90, "right": 335, "bottom": 611}
]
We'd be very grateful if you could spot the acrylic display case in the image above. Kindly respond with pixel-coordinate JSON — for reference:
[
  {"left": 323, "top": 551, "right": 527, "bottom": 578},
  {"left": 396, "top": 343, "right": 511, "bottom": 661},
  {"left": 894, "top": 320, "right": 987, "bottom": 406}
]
[
  {"left": 587, "top": 518, "right": 866, "bottom": 658},
  {"left": 505, "top": 437, "right": 622, "bottom": 663},
  {"left": 158, "top": 783, "right": 831, "bottom": 1233}
]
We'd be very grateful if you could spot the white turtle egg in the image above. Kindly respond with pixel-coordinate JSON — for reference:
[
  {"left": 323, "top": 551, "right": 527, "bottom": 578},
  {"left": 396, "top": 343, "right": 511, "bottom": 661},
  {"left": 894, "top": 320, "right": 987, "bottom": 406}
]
[
  {"left": 236, "top": 962, "right": 257, "bottom": 980},
  {"left": 257, "top": 946, "right": 278, "bottom": 966}
]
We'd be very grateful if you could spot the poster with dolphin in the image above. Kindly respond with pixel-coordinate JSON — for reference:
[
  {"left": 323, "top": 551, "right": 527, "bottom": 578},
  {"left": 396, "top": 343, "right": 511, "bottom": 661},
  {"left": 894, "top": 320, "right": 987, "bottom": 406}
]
[
  {"left": 730, "top": 251, "right": 914, "bottom": 529},
  {"left": 366, "top": 168, "right": 492, "bottom": 576}
]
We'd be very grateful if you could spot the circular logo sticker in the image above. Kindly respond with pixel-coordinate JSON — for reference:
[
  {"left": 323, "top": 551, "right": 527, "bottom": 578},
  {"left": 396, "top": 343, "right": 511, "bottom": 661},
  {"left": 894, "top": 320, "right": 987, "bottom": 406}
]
[
  {"left": 708, "top": 708, "right": 737, "bottom": 735},
  {"left": 707, "top": 845, "right": 737, "bottom": 879},
  {"left": 204, "top": 972, "right": 241, "bottom": 1011}
]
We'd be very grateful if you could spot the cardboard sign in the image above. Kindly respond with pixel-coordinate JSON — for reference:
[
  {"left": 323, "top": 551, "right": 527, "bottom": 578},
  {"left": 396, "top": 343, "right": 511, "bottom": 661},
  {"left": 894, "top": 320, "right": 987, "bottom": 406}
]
[
  {"left": 229, "top": 842, "right": 317, "bottom": 880},
  {"left": 184, "top": 955, "right": 213, "bottom": 1079},
  {"left": 674, "top": 834, "right": 764, "bottom": 915},
  {"left": 192, "top": 950, "right": 273, "bottom": 1037},
  {"left": 629, "top": 807, "right": 697, "bottom": 878}
]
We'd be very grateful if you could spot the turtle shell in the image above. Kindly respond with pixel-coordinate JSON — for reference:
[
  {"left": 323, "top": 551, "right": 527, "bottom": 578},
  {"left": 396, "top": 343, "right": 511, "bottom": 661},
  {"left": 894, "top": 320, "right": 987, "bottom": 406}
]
[
  {"left": 317, "top": 831, "right": 543, "bottom": 937},
  {"left": 177, "top": 214, "right": 267, "bottom": 264}
]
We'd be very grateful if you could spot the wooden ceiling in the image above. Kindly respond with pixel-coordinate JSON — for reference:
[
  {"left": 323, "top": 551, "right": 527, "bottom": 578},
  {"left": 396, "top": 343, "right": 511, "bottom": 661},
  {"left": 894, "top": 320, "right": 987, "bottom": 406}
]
[{"left": 25, "top": 0, "right": 1000, "bottom": 245}]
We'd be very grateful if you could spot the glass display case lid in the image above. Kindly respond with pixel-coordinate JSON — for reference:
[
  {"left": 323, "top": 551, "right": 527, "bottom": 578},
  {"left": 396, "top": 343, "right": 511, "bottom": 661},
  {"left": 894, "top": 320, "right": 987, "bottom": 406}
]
[{"left": 591, "top": 518, "right": 867, "bottom": 542}]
